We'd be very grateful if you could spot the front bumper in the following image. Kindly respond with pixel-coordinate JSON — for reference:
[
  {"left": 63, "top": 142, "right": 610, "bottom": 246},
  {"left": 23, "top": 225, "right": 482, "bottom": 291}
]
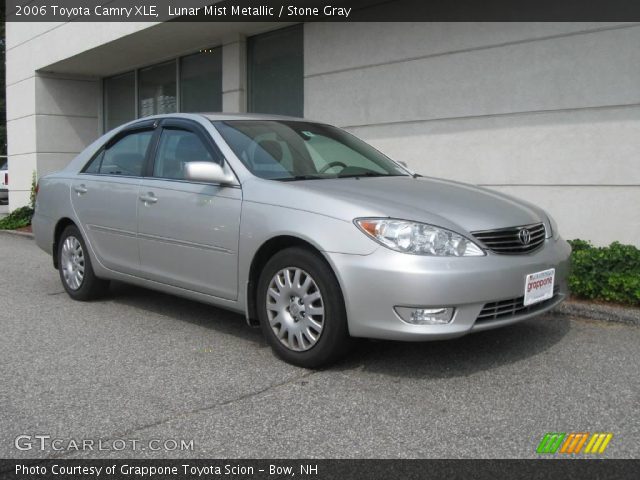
[{"left": 325, "top": 237, "right": 571, "bottom": 341}]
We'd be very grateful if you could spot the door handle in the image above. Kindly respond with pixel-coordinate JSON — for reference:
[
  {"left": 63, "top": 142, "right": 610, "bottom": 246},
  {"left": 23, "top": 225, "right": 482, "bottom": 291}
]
[
  {"left": 73, "top": 184, "right": 88, "bottom": 195},
  {"left": 139, "top": 192, "right": 158, "bottom": 204}
]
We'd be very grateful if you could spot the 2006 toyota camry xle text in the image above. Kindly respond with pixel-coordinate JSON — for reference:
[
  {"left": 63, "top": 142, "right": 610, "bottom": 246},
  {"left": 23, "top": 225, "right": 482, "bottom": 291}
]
[{"left": 33, "top": 113, "right": 571, "bottom": 367}]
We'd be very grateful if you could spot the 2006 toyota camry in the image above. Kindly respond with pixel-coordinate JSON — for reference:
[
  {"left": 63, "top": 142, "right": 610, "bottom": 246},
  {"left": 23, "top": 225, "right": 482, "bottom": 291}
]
[{"left": 33, "top": 113, "right": 571, "bottom": 367}]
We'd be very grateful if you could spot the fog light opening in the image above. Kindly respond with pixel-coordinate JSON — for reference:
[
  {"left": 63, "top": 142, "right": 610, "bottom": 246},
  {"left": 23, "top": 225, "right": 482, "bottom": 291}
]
[{"left": 394, "top": 306, "right": 454, "bottom": 325}]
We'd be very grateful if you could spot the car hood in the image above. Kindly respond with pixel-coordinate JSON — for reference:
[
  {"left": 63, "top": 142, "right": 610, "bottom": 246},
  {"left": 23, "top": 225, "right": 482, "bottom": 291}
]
[{"left": 247, "top": 175, "right": 547, "bottom": 234}]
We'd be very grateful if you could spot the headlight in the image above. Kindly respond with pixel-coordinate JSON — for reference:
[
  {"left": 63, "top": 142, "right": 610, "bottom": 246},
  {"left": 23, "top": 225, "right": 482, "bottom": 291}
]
[{"left": 355, "top": 218, "right": 485, "bottom": 256}]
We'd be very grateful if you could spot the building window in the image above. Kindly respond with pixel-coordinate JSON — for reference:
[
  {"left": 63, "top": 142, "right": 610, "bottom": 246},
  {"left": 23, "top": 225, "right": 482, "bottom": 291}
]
[
  {"left": 103, "top": 48, "right": 224, "bottom": 130},
  {"left": 180, "top": 49, "right": 222, "bottom": 113},
  {"left": 138, "top": 61, "right": 177, "bottom": 117},
  {"left": 104, "top": 72, "right": 136, "bottom": 131},
  {"left": 248, "top": 25, "right": 304, "bottom": 117}
]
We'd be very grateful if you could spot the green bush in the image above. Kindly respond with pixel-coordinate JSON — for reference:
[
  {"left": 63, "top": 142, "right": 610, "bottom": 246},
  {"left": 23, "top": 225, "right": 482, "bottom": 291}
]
[
  {"left": 568, "top": 239, "right": 640, "bottom": 306},
  {"left": 0, "top": 206, "right": 34, "bottom": 230}
]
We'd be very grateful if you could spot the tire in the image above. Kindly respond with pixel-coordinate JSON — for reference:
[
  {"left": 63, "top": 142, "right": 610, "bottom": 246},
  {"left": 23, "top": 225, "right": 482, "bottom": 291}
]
[
  {"left": 257, "top": 247, "right": 351, "bottom": 368},
  {"left": 57, "top": 225, "right": 109, "bottom": 300}
]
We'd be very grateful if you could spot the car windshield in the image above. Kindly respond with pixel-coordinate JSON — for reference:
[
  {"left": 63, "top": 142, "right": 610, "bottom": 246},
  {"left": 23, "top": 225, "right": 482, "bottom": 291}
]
[
  {"left": 0, "top": 162, "right": 7, "bottom": 170},
  {"left": 213, "top": 120, "right": 409, "bottom": 180}
]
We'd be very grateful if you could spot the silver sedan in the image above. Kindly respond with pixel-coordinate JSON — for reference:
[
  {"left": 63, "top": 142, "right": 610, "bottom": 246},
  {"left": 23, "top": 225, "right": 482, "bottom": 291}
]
[{"left": 33, "top": 113, "right": 571, "bottom": 367}]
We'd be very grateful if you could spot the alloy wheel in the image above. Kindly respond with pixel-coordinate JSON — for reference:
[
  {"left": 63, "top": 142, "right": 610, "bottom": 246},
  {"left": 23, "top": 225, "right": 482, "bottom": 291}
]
[
  {"left": 266, "top": 267, "right": 325, "bottom": 351},
  {"left": 60, "top": 236, "right": 85, "bottom": 290}
]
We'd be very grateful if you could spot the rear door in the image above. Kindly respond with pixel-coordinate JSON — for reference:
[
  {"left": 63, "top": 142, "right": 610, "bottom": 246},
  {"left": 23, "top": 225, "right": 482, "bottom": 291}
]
[
  {"left": 137, "top": 119, "right": 241, "bottom": 300},
  {"left": 71, "top": 123, "right": 156, "bottom": 275}
]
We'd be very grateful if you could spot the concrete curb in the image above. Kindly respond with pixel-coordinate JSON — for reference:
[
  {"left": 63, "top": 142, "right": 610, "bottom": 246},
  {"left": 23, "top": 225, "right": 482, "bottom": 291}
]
[
  {"left": 1, "top": 228, "right": 637, "bottom": 326},
  {"left": 0, "top": 229, "right": 34, "bottom": 239},
  {"left": 556, "top": 299, "right": 640, "bottom": 327}
]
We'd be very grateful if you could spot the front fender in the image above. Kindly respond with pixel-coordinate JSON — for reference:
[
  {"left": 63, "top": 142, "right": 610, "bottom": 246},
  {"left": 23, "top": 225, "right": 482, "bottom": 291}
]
[{"left": 237, "top": 201, "right": 378, "bottom": 314}]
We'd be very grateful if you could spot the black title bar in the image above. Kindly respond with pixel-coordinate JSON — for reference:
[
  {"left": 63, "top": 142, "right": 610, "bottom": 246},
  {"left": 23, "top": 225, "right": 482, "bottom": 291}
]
[
  {"left": 6, "top": 0, "right": 640, "bottom": 22},
  {"left": 1, "top": 459, "right": 639, "bottom": 480}
]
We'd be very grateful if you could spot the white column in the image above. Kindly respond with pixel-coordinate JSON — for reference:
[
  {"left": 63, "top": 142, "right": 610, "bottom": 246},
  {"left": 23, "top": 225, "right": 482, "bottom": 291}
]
[
  {"left": 6, "top": 76, "right": 37, "bottom": 209},
  {"left": 6, "top": 71, "right": 100, "bottom": 209},
  {"left": 34, "top": 74, "right": 101, "bottom": 175},
  {"left": 222, "top": 34, "right": 247, "bottom": 113}
]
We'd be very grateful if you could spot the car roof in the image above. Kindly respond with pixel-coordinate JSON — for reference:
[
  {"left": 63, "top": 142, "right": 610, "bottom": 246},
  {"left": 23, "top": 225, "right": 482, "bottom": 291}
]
[
  {"left": 117, "top": 113, "right": 326, "bottom": 134},
  {"left": 200, "top": 112, "right": 309, "bottom": 122},
  {"left": 124, "top": 112, "right": 313, "bottom": 124}
]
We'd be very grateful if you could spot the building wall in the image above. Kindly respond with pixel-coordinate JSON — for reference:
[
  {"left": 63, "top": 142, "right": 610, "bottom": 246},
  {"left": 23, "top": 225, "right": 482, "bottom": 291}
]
[
  {"left": 6, "top": 73, "right": 100, "bottom": 207},
  {"left": 305, "top": 22, "right": 640, "bottom": 246},
  {"left": 5, "top": 22, "right": 155, "bottom": 206}
]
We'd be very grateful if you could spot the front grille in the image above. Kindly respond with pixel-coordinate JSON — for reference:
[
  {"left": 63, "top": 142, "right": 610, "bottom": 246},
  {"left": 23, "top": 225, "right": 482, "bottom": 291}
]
[
  {"left": 476, "top": 286, "right": 560, "bottom": 323},
  {"left": 472, "top": 223, "right": 546, "bottom": 254}
]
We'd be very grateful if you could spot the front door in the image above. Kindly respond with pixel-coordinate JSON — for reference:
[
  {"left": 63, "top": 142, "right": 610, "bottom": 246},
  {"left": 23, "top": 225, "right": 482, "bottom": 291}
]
[{"left": 137, "top": 120, "right": 241, "bottom": 300}]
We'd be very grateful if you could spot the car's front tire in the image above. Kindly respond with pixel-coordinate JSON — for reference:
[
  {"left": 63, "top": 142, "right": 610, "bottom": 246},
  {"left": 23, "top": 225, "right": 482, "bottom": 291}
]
[
  {"left": 257, "top": 247, "right": 351, "bottom": 368},
  {"left": 57, "top": 225, "right": 109, "bottom": 300}
]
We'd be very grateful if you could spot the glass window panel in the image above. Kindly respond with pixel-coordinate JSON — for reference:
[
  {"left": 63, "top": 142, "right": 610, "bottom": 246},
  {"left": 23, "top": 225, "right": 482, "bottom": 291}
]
[
  {"left": 138, "top": 61, "right": 177, "bottom": 117},
  {"left": 248, "top": 25, "right": 303, "bottom": 117},
  {"left": 83, "top": 150, "right": 104, "bottom": 174},
  {"left": 84, "top": 130, "right": 153, "bottom": 176},
  {"left": 152, "top": 129, "right": 218, "bottom": 180},
  {"left": 214, "top": 120, "right": 407, "bottom": 180},
  {"left": 104, "top": 72, "right": 135, "bottom": 131},
  {"left": 180, "top": 49, "right": 222, "bottom": 113}
]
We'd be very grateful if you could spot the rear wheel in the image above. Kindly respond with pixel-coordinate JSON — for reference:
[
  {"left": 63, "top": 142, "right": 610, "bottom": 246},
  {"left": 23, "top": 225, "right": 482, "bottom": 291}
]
[
  {"left": 257, "top": 247, "right": 351, "bottom": 368},
  {"left": 58, "top": 225, "right": 109, "bottom": 300}
]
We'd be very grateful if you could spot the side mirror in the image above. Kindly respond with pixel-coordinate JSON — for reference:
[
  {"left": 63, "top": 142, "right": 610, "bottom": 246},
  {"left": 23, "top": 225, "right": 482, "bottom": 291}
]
[
  {"left": 397, "top": 161, "right": 408, "bottom": 167},
  {"left": 184, "top": 162, "right": 236, "bottom": 185}
]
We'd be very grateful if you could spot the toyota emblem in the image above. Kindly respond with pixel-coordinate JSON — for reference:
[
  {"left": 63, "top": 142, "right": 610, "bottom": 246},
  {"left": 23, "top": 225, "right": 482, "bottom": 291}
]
[{"left": 518, "top": 228, "right": 531, "bottom": 245}]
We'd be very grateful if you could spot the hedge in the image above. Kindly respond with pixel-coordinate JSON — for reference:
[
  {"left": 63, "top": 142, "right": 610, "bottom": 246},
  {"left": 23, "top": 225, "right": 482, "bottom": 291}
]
[
  {"left": 0, "top": 206, "right": 34, "bottom": 230},
  {"left": 568, "top": 239, "right": 640, "bottom": 306}
]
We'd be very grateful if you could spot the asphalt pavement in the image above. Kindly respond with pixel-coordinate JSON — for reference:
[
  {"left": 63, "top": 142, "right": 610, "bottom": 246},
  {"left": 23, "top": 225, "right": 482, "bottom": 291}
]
[{"left": 1, "top": 233, "right": 638, "bottom": 459}]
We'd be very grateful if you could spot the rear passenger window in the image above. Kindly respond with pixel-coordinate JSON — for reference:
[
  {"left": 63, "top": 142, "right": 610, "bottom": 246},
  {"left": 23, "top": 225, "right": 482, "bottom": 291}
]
[{"left": 84, "top": 130, "right": 153, "bottom": 176}]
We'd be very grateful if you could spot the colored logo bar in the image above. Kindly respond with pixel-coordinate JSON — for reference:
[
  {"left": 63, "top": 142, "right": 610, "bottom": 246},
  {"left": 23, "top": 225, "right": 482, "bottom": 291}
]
[{"left": 537, "top": 433, "right": 613, "bottom": 454}]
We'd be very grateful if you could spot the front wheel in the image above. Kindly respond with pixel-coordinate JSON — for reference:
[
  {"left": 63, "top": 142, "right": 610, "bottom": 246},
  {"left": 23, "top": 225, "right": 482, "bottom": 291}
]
[
  {"left": 58, "top": 225, "right": 109, "bottom": 300},
  {"left": 257, "top": 247, "right": 351, "bottom": 368}
]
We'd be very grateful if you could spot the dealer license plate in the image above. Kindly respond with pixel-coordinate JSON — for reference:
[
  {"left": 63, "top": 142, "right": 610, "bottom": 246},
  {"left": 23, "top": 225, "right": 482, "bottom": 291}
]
[{"left": 524, "top": 268, "right": 555, "bottom": 306}]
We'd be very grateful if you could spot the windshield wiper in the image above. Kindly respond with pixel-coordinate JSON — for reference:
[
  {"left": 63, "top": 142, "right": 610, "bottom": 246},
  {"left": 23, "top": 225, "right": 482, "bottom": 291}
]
[
  {"left": 275, "top": 175, "right": 325, "bottom": 182},
  {"left": 336, "top": 172, "right": 403, "bottom": 179}
]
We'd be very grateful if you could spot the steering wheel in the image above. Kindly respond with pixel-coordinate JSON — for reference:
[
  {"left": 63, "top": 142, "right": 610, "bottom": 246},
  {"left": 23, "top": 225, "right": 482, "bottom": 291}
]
[{"left": 319, "top": 161, "right": 347, "bottom": 174}]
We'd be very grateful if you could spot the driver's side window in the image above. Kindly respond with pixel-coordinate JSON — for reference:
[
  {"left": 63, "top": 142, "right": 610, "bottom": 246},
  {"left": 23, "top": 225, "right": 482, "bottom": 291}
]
[{"left": 152, "top": 129, "right": 219, "bottom": 180}]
